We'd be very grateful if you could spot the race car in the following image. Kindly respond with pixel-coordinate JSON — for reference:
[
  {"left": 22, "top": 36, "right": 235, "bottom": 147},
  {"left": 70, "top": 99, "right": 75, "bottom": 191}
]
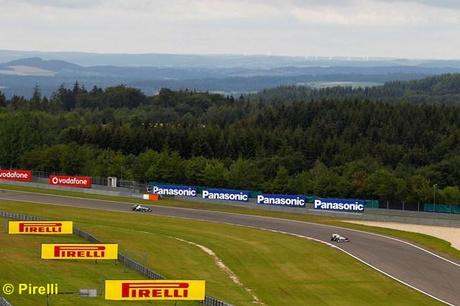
[
  {"left": 330, "top": 233, "right": 350, "bottom": 243},
  {"left": 131, "top": 204, "right": 152, "bottom": 212}
]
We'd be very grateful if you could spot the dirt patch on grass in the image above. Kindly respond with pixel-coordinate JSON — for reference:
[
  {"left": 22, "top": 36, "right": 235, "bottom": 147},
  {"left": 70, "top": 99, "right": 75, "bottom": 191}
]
[{"left": 346, "top": 221, "right": 460, "bottom": 250}]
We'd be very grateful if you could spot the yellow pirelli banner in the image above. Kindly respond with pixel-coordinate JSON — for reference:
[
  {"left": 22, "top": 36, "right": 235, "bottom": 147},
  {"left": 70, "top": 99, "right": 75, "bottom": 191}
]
[
  {"left": 41, "top": 244, "right": 118, "bottom": 260},
  {"left": 9, "top": 221, "right": 73, "bottom": 234},
  {"left": 105, "top": 280, "right": 206, "bottom": 301}
]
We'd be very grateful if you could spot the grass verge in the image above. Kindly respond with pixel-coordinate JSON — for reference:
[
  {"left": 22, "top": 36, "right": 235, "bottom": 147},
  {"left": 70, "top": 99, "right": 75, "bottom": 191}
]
[
  {"left": 0, "top": 218, "right": 192, "bottom": 306},
  {"left": 0, "top": 200, "right": 443, "bottom": 306}
]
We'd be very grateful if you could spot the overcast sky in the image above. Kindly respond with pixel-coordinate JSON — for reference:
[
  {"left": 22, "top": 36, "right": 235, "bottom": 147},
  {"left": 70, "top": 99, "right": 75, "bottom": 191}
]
[{"left": 0, "top": 0, "right": 459, "bottom": 59}]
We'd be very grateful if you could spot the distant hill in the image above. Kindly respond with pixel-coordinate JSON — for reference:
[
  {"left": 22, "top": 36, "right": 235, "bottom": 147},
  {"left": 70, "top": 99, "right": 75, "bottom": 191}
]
[
  {"left": 0, "top": 57, "right": 83, "bottom": 77},
  {"left": 1, "top": 49, "right": 460, "bottom": 69},
  {"left": 1, "top": 57, "right": 82, "bottom": 71},
  {"left": 1, "top": 50, "right": 460, "bottom": 98}
]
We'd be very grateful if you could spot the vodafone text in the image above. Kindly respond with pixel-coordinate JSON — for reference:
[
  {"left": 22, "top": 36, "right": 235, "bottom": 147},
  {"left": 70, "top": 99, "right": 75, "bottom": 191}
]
[
  {"left": 49, "top": 175, "right": 91, "bottom": 188},
  {"left": 0, "top": 170, "right": 32, "bottom": 181}
]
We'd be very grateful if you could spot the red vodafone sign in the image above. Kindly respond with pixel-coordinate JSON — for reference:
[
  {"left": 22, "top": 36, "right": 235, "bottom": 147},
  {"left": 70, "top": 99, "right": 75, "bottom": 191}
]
[
  {"left": 49, "top": 175, "right": 91, "bottom": 188},
  {"left": 0, "top": 170, "right": 32, "bottom": 181}
]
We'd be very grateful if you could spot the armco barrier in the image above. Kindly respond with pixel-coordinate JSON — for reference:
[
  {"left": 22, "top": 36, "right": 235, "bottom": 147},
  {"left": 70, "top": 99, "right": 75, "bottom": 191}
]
[
  {"left": 0, "top": 211, "right": 232, "bottom": 306},
  {"left": 4, "top": 166, "right": 460, "bottom": 217},
  {"left": 424, "top": 203, "right": 460, "bottom": 214},
  {"left": 2, "top": 178, "right": 460, "bottom": 227},
  {"left": 0, "top": 297, "right": 12, "bottom": 306}
]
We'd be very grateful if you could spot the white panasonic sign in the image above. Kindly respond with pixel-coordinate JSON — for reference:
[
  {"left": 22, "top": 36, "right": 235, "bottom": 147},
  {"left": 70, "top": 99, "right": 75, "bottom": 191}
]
[
  {"left": 257, "top": 194, "right": 305, "bottom": 207},
  {"left": 314, "top": 198, "right": 364, "bottom": 212},
  {"left": 202, "top": 189, "right": 249, "bottom": 202},
  {"left": 151, "top": 185, "right": 197, "bottom": 197}
]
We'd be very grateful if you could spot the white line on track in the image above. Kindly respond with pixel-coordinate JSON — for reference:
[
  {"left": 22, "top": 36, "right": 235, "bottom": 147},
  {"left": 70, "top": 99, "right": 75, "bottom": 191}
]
[{"left": 261, "top": 228, "right": 454, "bottom": 306}]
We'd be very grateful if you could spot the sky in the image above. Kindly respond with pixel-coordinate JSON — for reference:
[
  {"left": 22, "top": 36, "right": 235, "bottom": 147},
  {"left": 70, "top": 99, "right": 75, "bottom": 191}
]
[{"left": 0, "top": 0, "right": 459, "bottom": 59}]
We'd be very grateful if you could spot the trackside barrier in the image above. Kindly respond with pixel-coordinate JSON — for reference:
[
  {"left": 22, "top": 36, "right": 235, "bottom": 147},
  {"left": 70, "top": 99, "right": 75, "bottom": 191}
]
[
  {"left": 424, "top": 203, "right": 460, "bottom": 214},
  {"left": 0, "top": 211, "right": 233, "bottom": 306},
  {"left": 4, "top": 166, "right": 460, "bottom": 215},
  {"left": 0, "top": 297, "right": 13, "bottom": 306}
]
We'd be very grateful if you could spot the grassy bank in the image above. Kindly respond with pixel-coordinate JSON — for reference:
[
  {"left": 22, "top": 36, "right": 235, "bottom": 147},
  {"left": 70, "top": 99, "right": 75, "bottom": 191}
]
[
  {"left": 0, "top": 218, "right": 182, "bottom": 306},
  {"left": 0, "top": 200, "right": 443, "bottom": 305}
]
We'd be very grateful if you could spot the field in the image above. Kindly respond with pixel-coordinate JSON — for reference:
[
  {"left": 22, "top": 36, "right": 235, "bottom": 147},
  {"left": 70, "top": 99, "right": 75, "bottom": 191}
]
[
  {"left": 0, "top": 199, "right": 444, "bottom": 306},
  {"left": 0, "top": 219, "right": 164, "bottom": 306}
]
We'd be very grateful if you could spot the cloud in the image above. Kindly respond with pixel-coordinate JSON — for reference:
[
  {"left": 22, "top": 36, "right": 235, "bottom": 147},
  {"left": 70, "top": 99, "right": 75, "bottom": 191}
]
[
  {"left": 0, "top": 0, "right": 458, "bottom": 59},
  {"left": 290, "top": 0, "right": 460, "bottom": 26},
  {"left": 5, "top": 0, "right": 103, "bottom": 9},
  {"left": 377, "top": 0, "right": 460, "bottom": 9},
  {"left": 5, "top": 0, "right": 460, "bottom": 11}
]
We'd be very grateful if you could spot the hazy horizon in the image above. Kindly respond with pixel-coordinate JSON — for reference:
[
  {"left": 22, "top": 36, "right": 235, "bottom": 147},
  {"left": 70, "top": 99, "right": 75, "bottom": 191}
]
[
  {"left": 1, "top": 0, "right": 460, "bottom": 60},
  {"left": 1, "top": 49, "right": 459, "bottom": 63}
]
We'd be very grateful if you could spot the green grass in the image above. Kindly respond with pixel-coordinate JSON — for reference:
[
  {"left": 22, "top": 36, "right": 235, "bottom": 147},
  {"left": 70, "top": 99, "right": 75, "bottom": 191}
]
[
  {"left": 1, "top": 184, "right": 460, "bottom": 262},
  {"left": 0, "top": 218, "right": 194, "bottom": 306},
  {"left": 0, "top": 200, "right": 444, "bottom": 306}
]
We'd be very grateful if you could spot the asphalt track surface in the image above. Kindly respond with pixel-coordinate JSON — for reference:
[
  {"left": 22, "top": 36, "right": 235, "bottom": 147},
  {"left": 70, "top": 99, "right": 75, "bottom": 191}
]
[{"left": 1, "top": 190, "right": 460, "bottom": 305}]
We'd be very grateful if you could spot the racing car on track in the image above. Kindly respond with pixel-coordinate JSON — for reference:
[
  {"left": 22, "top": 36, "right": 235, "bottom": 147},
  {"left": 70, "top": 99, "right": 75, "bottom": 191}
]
[
  {"left": 331, "top": 233, "right": 350, "bottom": 243},
  {"left": 132, "top": 204, "right": 152, "bottom": 212}
]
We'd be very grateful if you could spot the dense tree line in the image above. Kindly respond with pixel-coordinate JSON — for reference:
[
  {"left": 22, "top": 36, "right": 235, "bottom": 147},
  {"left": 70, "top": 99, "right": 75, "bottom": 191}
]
[
  {"left": 252, "top": 74, "right": 460, "bottom": 105},
  {"left": 1, "top": 76, "right": 460, "bottom": 207}
]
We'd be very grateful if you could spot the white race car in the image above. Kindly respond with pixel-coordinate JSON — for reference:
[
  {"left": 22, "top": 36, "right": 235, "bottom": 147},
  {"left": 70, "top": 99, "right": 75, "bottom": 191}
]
[
  {"left": 132, "top": 204, "right": 152, "bottom": 212},
  {"left": 331, "top": 233, "right": 350, "bottom": 243}
]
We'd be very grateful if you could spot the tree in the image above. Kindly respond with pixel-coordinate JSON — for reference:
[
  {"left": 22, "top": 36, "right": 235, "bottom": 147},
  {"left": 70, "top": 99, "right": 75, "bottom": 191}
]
[
  {"left": 289, "top": 171, "right": 314, "bottom": 195},
  {"left": 144, "top": 151, "right": 184, "bottom": 183},
  {"left": 202, "top": 160, "right": 228, "bottom": 188},
  {"left": 31, "top": 84, "right": 41, "bottom": 101},
  {"left": 407, "top": 175, "right": 431, "bottom": 205},
  {"left": 133, "top": 150, "right": 160, "bottom": 182},
  {"left": 54, "top": 84, "right": 75, "bottom": 110},
  {"left": 0, "top": 91, "right": 6, "bottom": 107},
  {"left": 184, "top": 156, "right": 208, "bottom": 185},
  {"left": 309, "top": 161, "right": 350, "bottom": 197},
  {"left": 103, "top": 86, "right": 147, "bottom": 108},
  {"left": 0, "top": 113, "right": 37, "bottom": 167},
  {"left": 270, "top": 166, "right": 290, "bottom": 194},
  {"left": 226, "top": 158, "right": 264, "bottom": 190},
  {"left": 365, "top": 169, "right": 407, "bottom": 204},
  {"left": 439, "top": 186, "right": 460, "bottom": 205}
]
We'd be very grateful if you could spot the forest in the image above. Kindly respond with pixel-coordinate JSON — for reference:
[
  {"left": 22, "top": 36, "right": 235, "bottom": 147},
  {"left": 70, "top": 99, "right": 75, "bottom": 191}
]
[{"left": 1, "top": 74, "right": 460, "bottom": 207}]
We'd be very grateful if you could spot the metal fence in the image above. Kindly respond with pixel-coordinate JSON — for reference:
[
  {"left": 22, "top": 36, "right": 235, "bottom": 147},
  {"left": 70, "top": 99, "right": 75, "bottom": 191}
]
[
  {"left": 0, "top": 211, "right": 232, "bottom": 306},
  {"left": 30, "top": 169, "right": 146, "bottom": 192},
  {"left": 0, "top": 297, "right": 12, "bottom": 306},
  {"left": 4, "top": 166, "right": 460, "bottom": 215}
]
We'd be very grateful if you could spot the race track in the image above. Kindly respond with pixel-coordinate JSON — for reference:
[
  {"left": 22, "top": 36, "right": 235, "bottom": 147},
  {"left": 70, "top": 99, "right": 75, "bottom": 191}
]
[{"left": 1, "top": 190, "right": 460, "bottom": 305}]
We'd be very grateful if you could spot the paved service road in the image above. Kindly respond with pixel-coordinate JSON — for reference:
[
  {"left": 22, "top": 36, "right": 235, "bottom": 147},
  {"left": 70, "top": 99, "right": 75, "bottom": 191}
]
[{"left": 1, "top": 190, "right": 460, "bottom": 305}]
